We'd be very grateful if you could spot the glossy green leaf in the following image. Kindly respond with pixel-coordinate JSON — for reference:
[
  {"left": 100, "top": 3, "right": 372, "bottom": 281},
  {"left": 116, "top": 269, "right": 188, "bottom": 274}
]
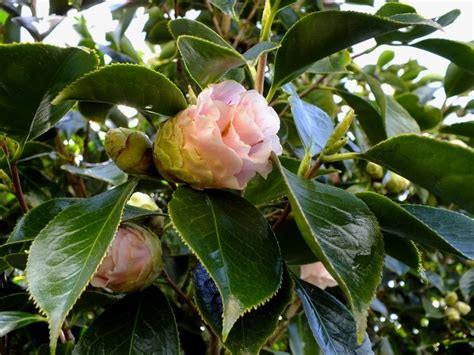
[
  {"left": 335, "top": 90, "right": 386, "bottom": 145},
  {"left": 26, "top": 179, "right": 137, "bottom": 351},
  {"left": 53, "top": 64, "right": 187, "bottom": 116},
  {"left": 271, "top": 10, "right": 440, "bottom": 91},
  {"left": 440, "top": 121, "right": 474, "bottom": 138},
  {"left": 288, "top": 313, "right": 321, "bottom": 355},
  {"left": 194, "top": 264, "right": 292, "bottom": 354},
  {"left": 277, "top": 164, "right": 384, "bottom": 340},
  {"left": 61, "top": 161, "right": 127, "bottom": 186},
  {"left": 411, "top": 39, "right": 474, "bottom": 74},
  {"left": 395, "top": 93, "right": 442, "bottom": 130},
  {"left": 444, "top": 62, "right": 474, "bottom": 97},
  {"left": 356, "top": 192, "right": 474, "bottom": 259},
  {"left": 169, "top": 187, "right": 282, "bottom": 339},
  {"left": 168, "top": 18, "right": 230, "bottom": 48},
  {"left": 308, "top": 50, "right": 351, "bottom": 74},
  {"left": 8, "top": 198, "right": 80, "bottom": 244},
  {"left": 0, "top": 311, "right": 46, "bottom": 337},
  {"left": 210, "top": 0, "right": 236, "bottom": 15},
  {"left": 362, "top": 134, "right": 474, "bottom": 213},
  {"left": 177, "top": 36, "right": 246, "bottom": 88},
  {"left": 73, "top": 286, "right": 179, "bottom": 355},
  {"left": 460, "top": 268, "right": 474, "bottom": 302},
  {"left": 146, "top": 20, "right": 172, "bottom": 44},
  {"left": 294, "top": 277, "right": 373, "bottom": 354},
  {"left": 376, "top": 6, "right": 461, "bottom": 45},
  {"left": 0, "top": 43, "right": 98, "bottom": 142},
  {"left": 243, "top": 41, "right": 281, "bottom": 65},
  {"left": 383, "top": 233, "right": 421, "bottom": 272}
]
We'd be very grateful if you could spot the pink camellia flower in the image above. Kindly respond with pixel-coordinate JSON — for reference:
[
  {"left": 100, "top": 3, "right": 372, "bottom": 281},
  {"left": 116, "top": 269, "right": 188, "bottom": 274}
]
[
  {"left": 153, "top": 80, "right": 282, "bottom": 190},
  {"left": 91, "top": 223, "right": 163, "bottom": 293},
  {"left": 300, "top": 262, "right": 338, "bottom": 290}
]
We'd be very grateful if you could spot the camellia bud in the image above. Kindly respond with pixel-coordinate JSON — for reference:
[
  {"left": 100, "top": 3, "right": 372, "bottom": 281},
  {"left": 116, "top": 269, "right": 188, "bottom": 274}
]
[
  {"left": 153, "top": 80, "right": 282, "bottom": 190},
  {"left": 445, "top": 307, "right": 461, "bottom": 322},
  {"left": 455, "top": 301, "right": 471, "bottom": 315},
  {"left": 104, "top": 128, "right": 155, "bottom": 175},
  {"left": 384, "top": 172, "right": 410, "bottom": 194},
  {"left": 366, "top": 162, "right": 384, "bottom": 179},
  {"left": 91, "top": 223, "right": 163, "bottom": 293},
  {"left": 300, "top": 262, "right": 338, "bottom": 290},
  {"left": 445, "top": 291, "right": 458, "bottom": 306}
]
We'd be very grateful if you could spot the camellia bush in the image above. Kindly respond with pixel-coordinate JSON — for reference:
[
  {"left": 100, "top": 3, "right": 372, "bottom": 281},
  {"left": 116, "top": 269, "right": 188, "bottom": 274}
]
[{"left": 0, "top": 0, "right": 473, "bottom": 354}]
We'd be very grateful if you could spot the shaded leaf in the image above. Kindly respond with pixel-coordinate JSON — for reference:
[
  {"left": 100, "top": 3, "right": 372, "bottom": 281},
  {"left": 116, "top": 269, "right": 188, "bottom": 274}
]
[
  {"left": 271, "top": 10, "right": 440, "bottom": 91},
  {"left": 440, "top": 121, "right": 474, "bottom": 138},
  {"left": 61, "top": 161, "right": 127, "bottom": 186},
  {"left": 26, "top": 179, "right": 137, "bottom": 351},
  {"left": 444, "top": 62, "right": 474, "bottom": 97},
  {"left": 383, "top": 233, "right": 421, "bottom": 272},
  {"left": 53, "top": 64, "right": 187, "bottom": 116},
  {"left": 244, "top": 41, "right": 281, "bottom": 65},
  {"left": 294, "top": 277, "right": 373, "bottom": 354},
  {"left": 357, "top": 192, "right": 474, "bottom": 259},
  {"left": 177, "top": 36, "right": 246, "bottom": 88},
  {"left": 288, "top": 313, "right": 321, "bottom": 355},
  {"left": 169, "top": 187, "right": 282, "bottom": 339},
  {"left": 395, "top": 93, "right": 442, "bottom": 130},
  {"left": 0, "top": 311, "right": 46, "bottom": 337},
  {"left": 73, "top": 287, "right": 179, "bottom": 355},
  {"left": 277, "top": 163, "right": 384, "bottom": 340},
  {"left": 168, "top": 18, "right": 230, "bottom": 48},
  {"left": 460, "top": 268, "right": 474, "bottom": 302},
  {"left": 210, "top": 0, "right": 236, "bottom": 16},
  {"left": 362, "top": 134, "right": 474, "bottom": 213},
  {"left": 0, "top": 43, "right": 98, "bottom": 142}
]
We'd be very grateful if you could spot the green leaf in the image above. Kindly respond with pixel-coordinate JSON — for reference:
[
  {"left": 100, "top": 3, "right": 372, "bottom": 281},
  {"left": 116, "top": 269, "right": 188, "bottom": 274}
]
[
  {"left": 460, "top": 268, "right": 474, "bottom": 302},
  {"left": 8, "top": 198, "right": 80, "bottom": 244},
  {"left": 169, "top": 187, "right": 282, "bottom": 339},
  {"left": 0, "top": 311, "right": 46, "bottom": 337},
  {"left": 284, "top": 84, "right": 333, "bottom": 155},
  {"left": 395, "top": 93, "right": 442, "bottom": 130},
  {"left": 0, "top": 43, "right": 98, "bottom": 142},
  {"left": 383, "top": 233, "right": 421, "bottom": 272},
  {"left": 210, "top": 0, "right": 236, "bottom": 15},
  {"left": 146, "top": 20, "right": 172, "bottom": 44},
  {"left": 376, "top": 9, "right": 460, "bottom": 45},
  {"left": 276, "top": 164, "right": 384, "bottom": 341},
  {"left": 53, "top": 64, "right": 187, "bottom": 116},
  {"left": 271, "top": 10, "right": 440, "bottom": 92},
  {"left": 335, "top": 90, "right": 386, "bottom": 145},
  {"left": 61, "top": 161, "right": 127, "bottom": 186},
  {"left": 356, "top": 192, "right": 474, "bottom": 259},
  {"left": 73, "top": 286, "right": 179, "bottom": 355},
  {"left": 411, "top": 39, "right": 474, "bottom": 74},
  {"left": 168, "top": 18, "right": 230, "bottom": 48},
  {"left": 26, "top": 179, "right": 137, "bottom": 351},
  {"left": 294, "top": 277, "right": 373, "bottom": 354},
  {"left": 308, "top": 50, "right": 351, "bottom": 74},
  {"left": 269, "top": 0, "right": 297, "bottom": 13},
  {"left": 194, "top": 264, "right": 293, "bottom": 354},
  {"left": 444, "top": 62, "right": 474, "bottom": 97},
  {"left": 0, "top": 293, "right": 30, "bottom": 312},
  {"left": 177, "top": 36, "right": 246, "bottom": 88},
  {"left": 243, "top": 41, "right": 281, "bottom": 65},
  {"left": 288, "top": 313, "right": 321, "bottom": 355},
  {"left": 362, "top": 134, "right": 474, "bottom": 213},
  {"left": 440, "top": 122, "right": 474, "bottom": 139}
]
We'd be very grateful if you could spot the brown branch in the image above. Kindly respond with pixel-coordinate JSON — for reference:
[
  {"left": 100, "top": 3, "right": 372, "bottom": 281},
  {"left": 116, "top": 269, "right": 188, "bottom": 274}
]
[
  {"left": 10, "top": 164, "right": 28, "bottom": 214},
  {"left": 161, "top": 269, "right": 200, "bottom": 318}
]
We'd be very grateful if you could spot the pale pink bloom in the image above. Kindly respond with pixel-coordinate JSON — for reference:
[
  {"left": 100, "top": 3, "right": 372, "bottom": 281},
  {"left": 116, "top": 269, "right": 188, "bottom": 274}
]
[
  {"left": 91, "top": 223, "right": 162, "bottom": 293},
  {"left": 153, "top": 80, "right": 282, "bottom": 190},
  {"left": 300, "top": 262, "right": 338, "bottom": 290}
]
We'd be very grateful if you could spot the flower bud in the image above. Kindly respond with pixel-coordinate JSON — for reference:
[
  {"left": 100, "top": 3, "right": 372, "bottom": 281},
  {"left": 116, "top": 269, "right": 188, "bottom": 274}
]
[
  {"left": 104, "top": 128, "right": 155, "bottom": 175},
  {"left": 445, "top": 291, "right": 458, "bottom": 306},
  {"left": 455, "top": 301, "right": 471, "bottom": 315},
  {"left": 445, "top": 307, "right": 461, "bottom": 322},
  {"left": 91, "top": 223, "right": 163, "bottom": 293},
  {"left": 384, "top": 172, "right": 410, "bottom": 194},
  {"left": 366, "top": 162, "right": 384, "bottom": 179},
  {"left": 300, "top": 262, "right": 338, "bottom": 290},
  {"left": 153, "top": 80, "right": 282, "bottom": 190},
  {"left": 127, "top": 192, "right": 164, "bottom": 234}
]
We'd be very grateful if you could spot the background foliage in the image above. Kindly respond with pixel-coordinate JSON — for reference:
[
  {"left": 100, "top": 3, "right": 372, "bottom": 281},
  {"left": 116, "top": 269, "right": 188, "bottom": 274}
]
[{"left": 0, "top": 0, "right": 472, "bottom": 354}]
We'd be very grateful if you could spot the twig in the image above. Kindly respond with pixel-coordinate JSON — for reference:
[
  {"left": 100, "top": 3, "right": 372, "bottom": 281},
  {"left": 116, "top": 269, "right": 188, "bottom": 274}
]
[
  {"left": 271, "top": 203, "right": 290, "bottom": 232},
  {"left": 232, "top": 0, "right": 261, "bottom": 48},
  {"left": 205, "top": 0, "right": 224, "bottom": 37},
  {"left": 10, "top": 164, "right": 28, "bottom": 214},
  {"left": 161, "top": 269, "right": 200, "bottom": 318}
]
